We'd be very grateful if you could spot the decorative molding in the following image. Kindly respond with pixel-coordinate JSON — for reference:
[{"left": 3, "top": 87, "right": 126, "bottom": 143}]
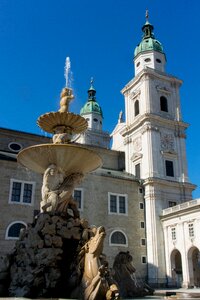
[
  {"left": 161, "top": 150, "right": 177, "bottom": 157},
  {"left": 156, "top": 85, "right": 171, "bottom": 95},
  {"left": 130, "top": 89, "right": 141, "bottom": 100},
  {"left": 131, "top": 152, "right": 143, "bottom": 162},
  {"left": 141, "top": 122, "right": 159, "bottom": 134},
  {"left": 161, "top": 133, "right": 174, "bottom": 151},
  {"left": 123, "top": 137, "right": 132, "bottom": 145},
  {"left": 175, "top": 128, "right": 186, "bottom": 138},
  {"left": 133, "top": 137, "right": 142, "bottom": 151}
]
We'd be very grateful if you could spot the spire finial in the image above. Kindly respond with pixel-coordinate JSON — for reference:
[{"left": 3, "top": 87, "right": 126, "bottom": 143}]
[
  {"left": 145, "top": 9, "right": 149, "bottom": 21},
  {"left": 90, "top": 77, "right": 94, "bottom": 85}
]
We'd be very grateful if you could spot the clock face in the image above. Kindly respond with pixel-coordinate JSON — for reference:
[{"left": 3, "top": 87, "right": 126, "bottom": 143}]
[{"left": 161, "top": 134, "right": 174, "bottom": 150}]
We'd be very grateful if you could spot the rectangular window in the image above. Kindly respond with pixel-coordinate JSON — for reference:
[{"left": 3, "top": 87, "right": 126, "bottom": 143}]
[
  {"left": 139, "top": 202, "right": 144, "bottom": 209},
  {"left": 171, "top": 227, "right": 176, "bottom": 240},
  {"left": 188, "top": 223, "right": 194, "bottom": 238},
  {"left": 9, "top": 179, "right": 35, "bottom": 205},
  {"left": 135, "top": 163, "right": 141, "bottom": 178},
  {"left": 139, "top": 187, "right": 143, "bottom": 194},
  {"left": 108, "top": 193, "right": 127, "bottom": 215},
  {"left": 141, "top": 256, "right": 147, "bottom": 264},
  {"left": 141, "top": 238, "right": 146, "bottom": 246},
  {"left": 73, "top": 189, "right": 83, "bottom": 211},
  {"left": 140, "top": 221, "right": 145, "bottom": 229},
  {"left": 169, "top": 201, "right": 177, "bottom": 207},
  {"left": 110, "top": 194, "right": 117, "bottom": 213},
  {"left": 165, "top": 160, "right": 174, "bottom": 177}
]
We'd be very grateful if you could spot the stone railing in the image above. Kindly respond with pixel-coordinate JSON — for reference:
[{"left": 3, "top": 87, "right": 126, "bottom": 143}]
[{"left": 162, "top": 199, "right": 200, "bottom": 216}]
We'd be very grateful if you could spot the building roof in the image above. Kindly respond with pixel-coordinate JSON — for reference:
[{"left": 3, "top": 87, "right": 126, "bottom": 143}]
[
  {"left": 134, "top": 17, "right": 164, "bottom": 58},
  {"left": 80, "top": 79, "right": 103, "bottom": 117}
]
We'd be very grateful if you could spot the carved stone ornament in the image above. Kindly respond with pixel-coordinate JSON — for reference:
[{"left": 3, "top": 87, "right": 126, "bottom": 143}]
[
  {"left": 133, "top": 137, "right": 142, "bottom": 152},
  {"left": 131, "top": 152, "right": 142, "bottom": 162},
  {"left": 161, "top": 134, "right": 174, "bottom": 151},
  {"left": 141, "top": 122, "right": 159, "bottom": 134},
  {"left": 123, "top": 137, "right": 132, "bottom": 145}
]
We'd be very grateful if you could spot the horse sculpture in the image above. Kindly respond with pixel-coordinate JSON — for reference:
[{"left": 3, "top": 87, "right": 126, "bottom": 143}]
[{"left": 81, "top": 226, "right": 120, "bottom": 300}]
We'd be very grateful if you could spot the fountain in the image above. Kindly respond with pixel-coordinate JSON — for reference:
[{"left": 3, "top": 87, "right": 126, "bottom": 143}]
[{"left": 0, "top": 59, "right": 121, "bottom": 299}]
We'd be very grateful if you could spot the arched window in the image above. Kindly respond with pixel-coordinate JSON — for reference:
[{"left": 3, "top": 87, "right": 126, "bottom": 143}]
[
  {"left": 6, "top": 222, "right": 26, "bottom": 240},
  {"left": 160, "top": 96, "right": 168, "bottom": 112},
  {"left": 110, "top": 230, "right": 128, "bottom": 246},
  {"left": 134, "top": 100, "right": 139, "bottom": 116}
]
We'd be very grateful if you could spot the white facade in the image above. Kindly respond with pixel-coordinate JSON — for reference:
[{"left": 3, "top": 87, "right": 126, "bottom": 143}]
[
  {"left": 112, "top": 18, "right": 196, "bottom": 286},
  {"left": 162, "top": 199, "right": 200, "bottom": 288}
]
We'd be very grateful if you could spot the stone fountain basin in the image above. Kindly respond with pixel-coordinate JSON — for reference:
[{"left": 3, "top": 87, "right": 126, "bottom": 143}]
[{"left": 17, "top": 143, "right": 102, "bottom": 174}]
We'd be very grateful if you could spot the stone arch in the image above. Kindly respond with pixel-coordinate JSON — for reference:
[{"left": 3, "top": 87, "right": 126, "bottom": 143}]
[
  {"left": 5, "top": 221, "right": 26, "bottom": 240},
  {"left": 109, "top": 230, "right": 128, "bottom": 247},
  {"left": 170, "top": 249, "right": 183, "bottom": 287},
  {"left": 188, "top": 246, "right": 200, "bottom": 287}
]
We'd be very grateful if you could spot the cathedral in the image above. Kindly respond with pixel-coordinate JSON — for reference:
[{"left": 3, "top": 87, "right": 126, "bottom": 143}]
[{"left": 0, "top": 15, "right": 200, "bottom": 289}]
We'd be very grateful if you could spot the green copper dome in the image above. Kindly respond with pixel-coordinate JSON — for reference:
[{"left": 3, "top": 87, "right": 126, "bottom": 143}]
[
  {"left": 134, "top": 19, "right": 164, "bottom": 58},
  {"left": 80, "top": 79, "right": 103, "bottom": 117}
]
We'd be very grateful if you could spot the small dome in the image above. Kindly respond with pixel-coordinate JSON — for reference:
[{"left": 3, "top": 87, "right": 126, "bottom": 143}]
[
  {"left": 134, "top": 37, "right": 164, "bottom": 57},
  {"left": 134, "top": 20, "right": 164, "bottom": 58},
  {"left": 80, "top": 79, "right": 103, "bottom": 117},
  {"left": 80, "top": 100, "right": 103, "bottom": 116}
]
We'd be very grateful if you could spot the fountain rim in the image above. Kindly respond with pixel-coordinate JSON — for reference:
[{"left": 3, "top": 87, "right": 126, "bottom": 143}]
[
  {"left": 37, "top": 111, "right": 88, "bottom": 134},
  {"left": 17, "top": 143, "right": 102, "bottom": 175}
]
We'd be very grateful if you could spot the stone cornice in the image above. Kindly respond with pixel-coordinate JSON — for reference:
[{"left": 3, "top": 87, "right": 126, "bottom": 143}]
[
  {"left": 142, "top": 176, "right": 197, "bottom": 191},
  {"left": 121, "top": 67, "right": 182, "bottom": 95},
  {"left": 120, "top": 113, "right": 189, "bottom": 137}
]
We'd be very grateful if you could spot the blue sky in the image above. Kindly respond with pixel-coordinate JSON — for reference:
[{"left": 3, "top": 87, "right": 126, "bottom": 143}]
[{"left": 0, "top": 0, "right": 200, "bottom": 197}]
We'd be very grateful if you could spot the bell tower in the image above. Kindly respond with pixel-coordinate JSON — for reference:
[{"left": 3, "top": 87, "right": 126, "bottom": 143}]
[
  {"left": 119, "top": 13, "right": 196, "bottom": 286},
  {"left": 76, "top": 79, "right": 110, "bottom": 148}
]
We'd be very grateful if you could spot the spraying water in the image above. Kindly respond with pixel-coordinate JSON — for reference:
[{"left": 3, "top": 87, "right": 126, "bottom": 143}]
[{"left": 64, "top": 57, "right": 72, "bottom": 88}]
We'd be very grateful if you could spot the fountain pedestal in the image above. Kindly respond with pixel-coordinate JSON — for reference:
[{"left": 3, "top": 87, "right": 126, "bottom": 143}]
[{"left": 1, "top": 86, "right": 120, "bottom": 300}]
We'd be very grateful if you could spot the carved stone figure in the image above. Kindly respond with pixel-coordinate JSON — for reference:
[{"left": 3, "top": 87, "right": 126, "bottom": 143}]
[
  {"left": 52, "top": 126, "right": 71, "bottom": 144},
  {"left": 41, "top": 164, "right": 83, "bottom": 218},
  {"left": 81, "top": 226, "right": 120, "bottom": 300},
  {"left": 59, "top": 87, "right": 74, "bottom": 113},
  {"left": 112, "top": 251, "right": 154, "bottom": 297}
]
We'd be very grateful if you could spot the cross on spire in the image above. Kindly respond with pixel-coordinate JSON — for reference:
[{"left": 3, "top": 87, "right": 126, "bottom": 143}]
[{"left": 145, "top": 9, "right": 149, "bottom": 21}]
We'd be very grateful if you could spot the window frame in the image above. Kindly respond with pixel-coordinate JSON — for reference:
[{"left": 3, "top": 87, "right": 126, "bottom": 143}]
[
  {"left": 141, "top": 256, "right": 147, "bottom": 264},
  {"left": 135, "top": 163, "right": 141, "bottom": 178},
  {"left": 160, "top": 96, "right": 168, "bottom": 112},
  {"left": 165, "top": 160, "right": 174, "bottom": 177},
  {"left": 134, "top": 99, "right": 140, "bottom": 117},
  {"left": 140, "top": 221, "right": 145, "bottom": 229},
  {"left": 139, "top": 202, "right": 144, "bottom": 210},
  {"left": 5, "top": 221, "right": 27, "bottom": 240},
  {"left": 9, "top": 179, "right": 35, "bottom": 206},
  {"left": 109, "top": 230, "right": 128, "bottom": 247},
  {"left": 8, "top": 142, "right": 23, "bottom": 153},
  {"left": 171, "top": 227, "right": 176, "bottom": 241},
  {"left": 108, "top": 192, "right": 128, "bottom": 216},
  {"left": 73, "top": 188, "right": 84, "bottom": 211},
  {"left": 169, "top": 201, "right": 177, "bottom": 207},
  {"left": 188, "top": 223, "right": 195, "bottom": 238}
]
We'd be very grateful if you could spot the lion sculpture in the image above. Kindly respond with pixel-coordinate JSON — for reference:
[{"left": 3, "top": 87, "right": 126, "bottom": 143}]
[{"left": 112, "top": 251, "right": 154, "bottom": 298}]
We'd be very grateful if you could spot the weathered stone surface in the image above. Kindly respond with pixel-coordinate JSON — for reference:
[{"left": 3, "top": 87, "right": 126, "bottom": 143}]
[{"left": 0, "top": 212, "right": 123, "bottom": 299}]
